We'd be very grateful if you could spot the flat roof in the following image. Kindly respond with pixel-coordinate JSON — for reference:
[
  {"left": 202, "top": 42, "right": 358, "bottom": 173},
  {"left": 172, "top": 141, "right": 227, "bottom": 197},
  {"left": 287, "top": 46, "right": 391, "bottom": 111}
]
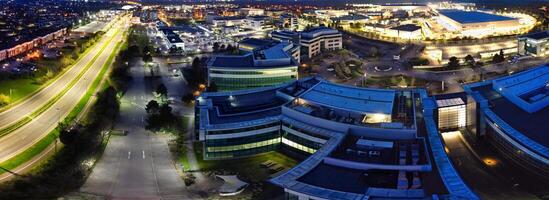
[
  {"left": 436, "top": 98, "right": 465, "bottom": 108},
  {"left": 161, "top": 29, "right": 183, "bottom": 43},
  {"left": 239, "top": 38, "right": 275, "bottom": 50},
  {"left": 298, "top": 164, "right": 397, "bottom": 194},
  {"left": 203, "top": 86, "right": 286, "bottom": 125},
  {"left": 333, "top": 15, "right": 369, "bottom": 21},
  {"left": 438, "top": 10, "right": 516, "bottom": 24},
  {"left": 210, "top": 39, "right": 296, "bottom": 69},
  {"left": 391, "top": 24, "right": 421, "bottom": 32},
  {"left": 300, "top": 82, "right": 395, "bottom": 115},
  {"left": 520, "top": 31, "right": 549, "bottom": 40},
  {"left": 472, "top": 84, "right": 549, "bottom": 148},
  {"left": 210, "top": 54, "right": 255, "bottom": 68}
]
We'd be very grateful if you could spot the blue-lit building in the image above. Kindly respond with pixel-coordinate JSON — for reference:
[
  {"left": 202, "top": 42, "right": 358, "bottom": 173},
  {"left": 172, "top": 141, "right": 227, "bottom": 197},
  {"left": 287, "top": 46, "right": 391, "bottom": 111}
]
[
  {"left": 196, "top": 77, "right": 478, "bottom": 199},
  {"left": 207, "top": 38, "right": 299, "bottom": 91},
  {"left": 518, "top": 31, "right": 549, "bottom": 57},
  {"left": 272, "top": 27, "right": 342, "bottom": 59},
  {"left": 463, "top": 64, "right": 549, "bottom": 181}
]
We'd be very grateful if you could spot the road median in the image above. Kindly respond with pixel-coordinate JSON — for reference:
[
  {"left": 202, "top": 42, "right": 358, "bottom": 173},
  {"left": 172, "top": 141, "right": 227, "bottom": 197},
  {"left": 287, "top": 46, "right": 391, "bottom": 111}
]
[{"left": 0, "top": 29, "right": 121, "bottom": 138}]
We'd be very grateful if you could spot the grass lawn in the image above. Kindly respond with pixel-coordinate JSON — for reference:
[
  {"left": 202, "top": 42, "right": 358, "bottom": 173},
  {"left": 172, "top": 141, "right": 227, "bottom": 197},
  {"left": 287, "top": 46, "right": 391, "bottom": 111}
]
[
  {"left": 192, "top": 142, "right": 299, "bottom": 183},
  {"left": 178, "top": 116, "right": 191, "bottom": 171},
  {"left": 0, "top": 79, "right": 41, "bottom": 103},
  {"left": 0, "top": 38, "right": 123, "bottom": 176},
  {"left": 190, "top": 141, "right": 301, "bottom": 199}
]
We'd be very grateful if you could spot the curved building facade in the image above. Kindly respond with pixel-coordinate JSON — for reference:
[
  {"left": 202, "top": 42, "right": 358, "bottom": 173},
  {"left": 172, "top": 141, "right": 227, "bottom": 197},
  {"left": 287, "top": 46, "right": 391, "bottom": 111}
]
[
  {"left": 463, "top": 65, "right": 549, "bottom": 180},
  {"left": 207, "top": 38, "right": 299, "bottom": 91},
  {"left": 196, "top": 77, "right": 477, "bottom": 199}
]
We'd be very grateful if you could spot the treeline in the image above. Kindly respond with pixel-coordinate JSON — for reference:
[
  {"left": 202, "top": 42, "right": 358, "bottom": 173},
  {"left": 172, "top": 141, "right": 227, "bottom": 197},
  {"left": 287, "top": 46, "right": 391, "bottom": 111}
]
[
  {"left": 110, "top": 25, "right": 153, "bottom": 92},
  {"left": 0, "top": 86, "right": 119, "bottom": 199},
  {"left": 181, "top": 57, "right": 210, "bottom": 104}
]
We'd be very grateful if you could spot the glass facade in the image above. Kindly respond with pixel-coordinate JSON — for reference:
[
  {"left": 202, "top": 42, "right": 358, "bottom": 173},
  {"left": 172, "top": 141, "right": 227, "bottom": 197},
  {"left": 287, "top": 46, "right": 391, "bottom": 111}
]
[
  {"left": 280, "top": 123, "right": 326, "bottom": 154},
  {"left": 208, "top": 122, "right": 279, "bottom": 135},
  {"left": 212, "top": 75, "right": 296, "bottom": 91},
  {"left": 438, "top": 105, "right": 466, "bottom": 130},
  {"left": 484, "top": 119, "right": 549, "bottom": 179},
  {"left": 205, "top": 131, "right": 281, "bottom": 159},
  {"left": 203, "top": 122, "right": 330, "bottom": 159}
]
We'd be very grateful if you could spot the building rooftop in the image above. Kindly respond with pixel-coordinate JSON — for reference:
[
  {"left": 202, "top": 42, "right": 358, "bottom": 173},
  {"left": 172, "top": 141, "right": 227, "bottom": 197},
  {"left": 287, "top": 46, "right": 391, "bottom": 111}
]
[
  {"left": 464, "top": 65, "right": 549, "bottom": 158},
  {"left": 239, "top": 38, "right": 276, "bottom": 51},
  {"left": 391, "top": 24, "right": 422, "bottom": 32},
  {"left": 332, "top": 15, "right": 370, "bottom": 21},
  {"left": 210, "top": 54, "right": 254, "bottom": 68},
  {"left": 300, "top": 82, "right": 395, "bottom": 115},
  {"left": 519, "top": 31, "right": 549, "bottom": 40},
  {"left": 200, "top": 86, "right": 287, "bottom": 126},
  {"left": 298, "top": 164, "right": 398, "bottom": 194},
  {"left": 160, "top": 29, "right": 183, "bottom": 43},
  {"left": 301, "top": 27, "right": 341, "bottom": 40},
  {"left": 209, "top": 39, "right": 297, "bottom": 69},
  {"left": 438, "top": 10, "right": 516, "bottom": 24},
  {"left": 213, "top": 16, "right": 246, "bottom": 21}
]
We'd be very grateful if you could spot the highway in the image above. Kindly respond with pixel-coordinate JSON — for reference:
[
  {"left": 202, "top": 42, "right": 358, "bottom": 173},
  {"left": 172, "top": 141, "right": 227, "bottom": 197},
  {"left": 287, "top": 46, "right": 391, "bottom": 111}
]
[
  {"left": 0, "top": 18, "right": 119, "bottom": 130},
  {"left": 0, "top": 16, "right": 130, "bottom": 164}
]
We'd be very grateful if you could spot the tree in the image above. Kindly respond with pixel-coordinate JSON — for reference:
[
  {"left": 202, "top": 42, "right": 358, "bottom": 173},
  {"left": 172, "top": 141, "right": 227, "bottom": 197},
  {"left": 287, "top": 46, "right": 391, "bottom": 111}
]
[
  {"left": 145, "top": 100, "right": 160, "bottom": 115},
  {"left": 499, "top": 49, "right": 505, "bottom": 60},
  {"left": 142, "top": 45, "right": 153, "bottom": 63},
  {"left": 448, "top": 56, "right": 460, "bottom": 69},
  {"left": 213, "top": 42, "right": 220, "bottom": 52},
  {"left": 226, "top": 44, "right": 236, "bottom": 54},
  {"left": 59, "top": 127, "right": 79, "bottom": 145},
  {"left": 159, "top": 103, "right": 173, "bottom": 119},
  {"left": 182, "top": 92, "right": 195, "bottom": 104},
  {"left": 191, "top": 57, "right": 206, "bottom": 84},
  {"left": 0, "top": 94, "right": 10, "bottom": 107},
  {"left": 155, "top": 84, "right": 168, "bottom": 102},
  {"left": 90, "top": 87, "right": 119, "bottom": 128},
  {"left": 464, "top": 55, "right": 475, "bottom": 65},
  {"left": 492, "top": 54, "right": 504, "bottom": 63}
]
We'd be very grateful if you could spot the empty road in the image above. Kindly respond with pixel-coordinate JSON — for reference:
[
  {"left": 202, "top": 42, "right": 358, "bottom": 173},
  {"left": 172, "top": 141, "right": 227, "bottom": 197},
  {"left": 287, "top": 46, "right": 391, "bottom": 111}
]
[{"left": 80, "top": 59, "right": 193, "bottom": 199}]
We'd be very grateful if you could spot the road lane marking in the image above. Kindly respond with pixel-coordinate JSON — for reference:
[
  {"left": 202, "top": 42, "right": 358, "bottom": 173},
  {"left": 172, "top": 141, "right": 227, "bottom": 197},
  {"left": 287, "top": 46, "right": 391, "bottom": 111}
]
[
  {"left": 142, "top": 151, "right": 145, "bottom": 159},
  {"left": 128, "top": 151, "right": 131, "bottom": 159}
]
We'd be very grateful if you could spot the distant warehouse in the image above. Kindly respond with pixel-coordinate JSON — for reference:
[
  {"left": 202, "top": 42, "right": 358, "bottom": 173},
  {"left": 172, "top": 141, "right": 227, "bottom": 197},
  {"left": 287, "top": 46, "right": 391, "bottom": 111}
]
[{"left": 436, "top": 10, "right": 520, "bottom": 36}]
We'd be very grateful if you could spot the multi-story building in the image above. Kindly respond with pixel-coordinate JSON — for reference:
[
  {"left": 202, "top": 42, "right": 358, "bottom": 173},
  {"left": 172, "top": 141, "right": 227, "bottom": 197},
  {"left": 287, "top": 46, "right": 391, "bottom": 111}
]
[
  {"left": 196, "top": 77, "right": 478, "bottom": 199},
  {"left": 0, "top": 28, "right": 67, "bottom": 62},
  {"left": 280, "top": 14, "right": 298, "bottom": 30},
  {"left": 210, "top": 16, "right": 246, "bottom": 27},
  {"left": 271, "top": 27, "right": 342, "bottom": 59},
  {"left": 518, "top": 31, "right": 549, "bottom": 57},
  {"left": 436, "top": 10, "right": 521, "bottom": 37},
  {"left": 387, "top": 24, "right": 424, "bottom": 40},
  {"left": 463, "top": 65, "right": 549, "bottom": 181},
  {"left": 239, "top": 8, "right": 265, "bottom": 16},
  {"left": 207, "top": 38, "right": 299, "bottom": 91},
  {"left": 159, "top": 28, "right": 185, "bottom": 51},
  {"left": 244, "top": 15, "right": 270, "bottom": 31}
]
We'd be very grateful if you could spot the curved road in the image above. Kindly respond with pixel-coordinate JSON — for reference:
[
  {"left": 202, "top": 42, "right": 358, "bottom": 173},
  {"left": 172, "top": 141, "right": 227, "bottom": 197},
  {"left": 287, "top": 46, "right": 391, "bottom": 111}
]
[
  {"left": 0, "top": 17, "right": 130, "bottom": 164},
  {"left": 0, "top": 19, "right": 117, "bottom": 130}
]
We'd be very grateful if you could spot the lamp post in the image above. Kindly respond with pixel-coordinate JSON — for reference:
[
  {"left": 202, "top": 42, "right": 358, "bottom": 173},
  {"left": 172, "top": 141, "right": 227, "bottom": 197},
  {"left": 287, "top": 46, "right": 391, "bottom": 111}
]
[{"left": 9, "top": 89, "right": 13, "bottom": 104}]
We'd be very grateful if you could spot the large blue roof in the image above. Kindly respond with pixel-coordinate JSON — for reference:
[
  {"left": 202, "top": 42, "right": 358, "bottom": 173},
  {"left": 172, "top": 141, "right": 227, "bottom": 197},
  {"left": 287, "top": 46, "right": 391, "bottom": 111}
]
[{"left": 438, "top": 10, "right": 516, "bottom": 24}]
